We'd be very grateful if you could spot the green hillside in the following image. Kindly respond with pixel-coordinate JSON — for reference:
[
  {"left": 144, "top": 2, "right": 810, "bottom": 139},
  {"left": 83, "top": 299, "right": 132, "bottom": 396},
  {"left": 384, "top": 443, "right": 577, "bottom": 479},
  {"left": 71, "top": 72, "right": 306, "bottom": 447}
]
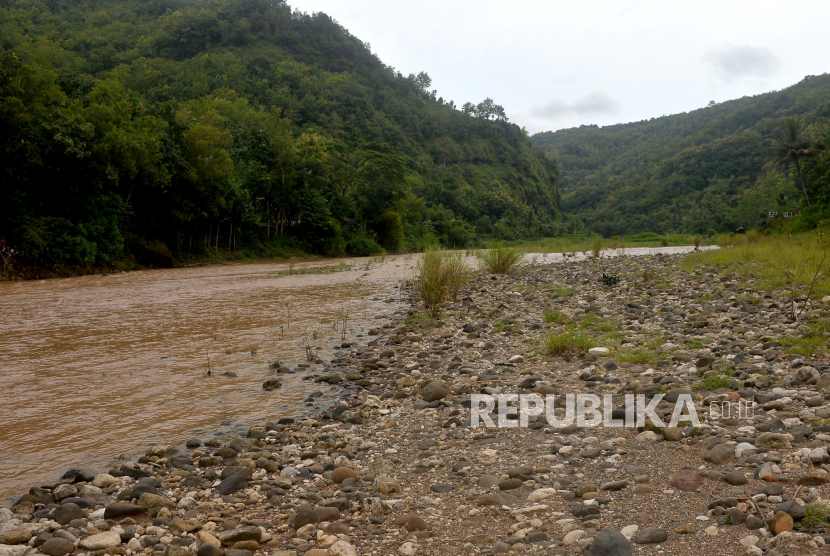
[
  {"left": 532, "top": 74, "right": 830, "bottom": 236},
  {"left": 0, "top": 0, "right": 559, "bottom": 275}
]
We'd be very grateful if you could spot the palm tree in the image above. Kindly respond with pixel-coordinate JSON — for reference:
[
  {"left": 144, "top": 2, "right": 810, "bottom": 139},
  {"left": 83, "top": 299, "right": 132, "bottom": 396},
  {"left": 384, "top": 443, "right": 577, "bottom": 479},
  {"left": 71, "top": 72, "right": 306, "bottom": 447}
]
[{"left": 765, "top": 116, "right": 823, "bottom": 205}]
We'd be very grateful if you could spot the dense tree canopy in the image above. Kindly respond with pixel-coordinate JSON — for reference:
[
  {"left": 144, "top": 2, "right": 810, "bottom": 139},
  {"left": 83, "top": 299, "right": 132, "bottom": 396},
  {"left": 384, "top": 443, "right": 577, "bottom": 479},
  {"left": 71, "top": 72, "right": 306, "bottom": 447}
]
[
  {"left": 0, "top": 0, "right": 559, "bottom": 274},
  {"left": 532, "top": 74, "right": 830, "bottom": 236}
]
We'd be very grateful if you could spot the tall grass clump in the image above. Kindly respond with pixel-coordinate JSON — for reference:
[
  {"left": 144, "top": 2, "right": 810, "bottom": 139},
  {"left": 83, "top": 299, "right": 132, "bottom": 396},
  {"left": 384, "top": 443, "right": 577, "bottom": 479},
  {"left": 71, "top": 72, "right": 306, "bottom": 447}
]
[
  {"left": 416, "top": 247, "right": 470, "bottom": 317},
  {"left": 444, "top": 250, "right": 470, "bottom": 306},
  {"left": 479, "top": 245, "right": 522, "bottom": 273},
  {"left": 591, "top": 236, "right": 603, "bottom": 258},
  {"left": 477, "top": 245, "right": 523, "bottom": 274},
  {"left": 714, "top": 233, "right": 733, "bottom": 248}
]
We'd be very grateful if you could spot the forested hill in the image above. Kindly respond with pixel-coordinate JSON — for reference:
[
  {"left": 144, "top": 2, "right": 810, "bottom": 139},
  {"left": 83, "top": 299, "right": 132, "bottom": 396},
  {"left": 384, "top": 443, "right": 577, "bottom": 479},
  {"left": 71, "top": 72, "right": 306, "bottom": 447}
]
[
  {"left": 0, "top": 0, "right": 559, "bottom": 275},
  {"left": 532, "top": 74, "right": 830, "bottom": 236}
]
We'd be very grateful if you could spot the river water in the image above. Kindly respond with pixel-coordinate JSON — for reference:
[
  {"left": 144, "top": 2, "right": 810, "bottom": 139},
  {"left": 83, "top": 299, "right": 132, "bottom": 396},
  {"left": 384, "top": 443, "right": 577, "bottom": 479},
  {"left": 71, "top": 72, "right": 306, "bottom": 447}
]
[
  {"left": 0, "top": 245, "right": 712, "bottom": 503},
  {"left": 0, "top": 256, "right": 412, "bottom": 503}
]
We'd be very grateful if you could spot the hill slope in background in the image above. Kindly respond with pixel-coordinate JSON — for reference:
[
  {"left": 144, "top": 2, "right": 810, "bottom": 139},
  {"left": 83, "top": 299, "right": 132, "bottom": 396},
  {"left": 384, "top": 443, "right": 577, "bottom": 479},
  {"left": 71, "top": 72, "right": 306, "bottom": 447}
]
[
  {"left": 0, "top": 0, "right": 559, "bottom": 274},
  {"left": 532, "top": 74, "right": 830, "bottom": 236}
]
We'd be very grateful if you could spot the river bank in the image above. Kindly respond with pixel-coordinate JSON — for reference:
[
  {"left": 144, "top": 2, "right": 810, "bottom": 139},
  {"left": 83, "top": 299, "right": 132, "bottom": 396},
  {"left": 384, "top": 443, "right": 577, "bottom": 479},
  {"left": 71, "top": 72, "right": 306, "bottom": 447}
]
[{"left": 3, "top": 247, "right": 830, "bottom": 556}]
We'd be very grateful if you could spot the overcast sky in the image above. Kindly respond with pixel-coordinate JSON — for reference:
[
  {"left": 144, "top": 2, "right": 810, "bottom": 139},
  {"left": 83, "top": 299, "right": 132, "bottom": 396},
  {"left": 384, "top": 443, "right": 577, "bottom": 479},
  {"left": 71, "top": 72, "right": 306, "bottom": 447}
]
[{"left": 288, "top": 0, "right": 830, "bottom": 135}]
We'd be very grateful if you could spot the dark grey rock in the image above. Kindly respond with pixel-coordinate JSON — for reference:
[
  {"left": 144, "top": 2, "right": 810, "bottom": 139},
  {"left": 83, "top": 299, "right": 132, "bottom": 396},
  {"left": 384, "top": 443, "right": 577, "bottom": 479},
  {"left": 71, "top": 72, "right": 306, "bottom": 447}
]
[
  {"left": 53, "top": 503, "right": 85, "bottom": 525},
  {"left": 587, "top": 528, "right": 634, "bottom": 555},
  {"left": 774, "top": 500, "right": 806, "bottom": 520},
  {"left": 220, "top": 466, "right": 253, "bottom": 480},
  {"left": 498, "top": 479, "right": 523, "bottom": 491},
  {"left": 104, "top": 503, "right": 145, "bottom": 520},
  {"left": 633, "top": 528, "right": 667, "bottom": 544},
  {"left": 216, "top": 475, "right": 248, "bottom": 495},
  {"left": 197, "top": 544, "right": 223, "bottom": 556}
]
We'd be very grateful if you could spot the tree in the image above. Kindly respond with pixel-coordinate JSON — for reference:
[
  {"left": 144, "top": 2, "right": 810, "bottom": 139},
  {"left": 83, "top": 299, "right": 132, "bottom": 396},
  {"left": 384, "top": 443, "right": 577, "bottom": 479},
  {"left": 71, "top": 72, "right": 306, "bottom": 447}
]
[
  {"left": 0, "top": 0, "right": 562, "bottom": 272},
  {"left": 765, "top": 116, "right": 823, "bottom": 205},
  {"left": 412, "top": 71, "right": 431, "bottom": 92}
]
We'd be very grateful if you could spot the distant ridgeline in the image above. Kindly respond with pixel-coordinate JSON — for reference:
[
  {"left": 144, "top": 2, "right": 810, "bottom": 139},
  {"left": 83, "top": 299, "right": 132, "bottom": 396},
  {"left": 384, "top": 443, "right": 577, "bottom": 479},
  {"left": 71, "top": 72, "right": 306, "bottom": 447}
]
[
  {"left": 0, "top": 0, "right": 559, "bottom": 273},
  {"left": 532, "top": 74, "right": 830, "bottom": 236}
]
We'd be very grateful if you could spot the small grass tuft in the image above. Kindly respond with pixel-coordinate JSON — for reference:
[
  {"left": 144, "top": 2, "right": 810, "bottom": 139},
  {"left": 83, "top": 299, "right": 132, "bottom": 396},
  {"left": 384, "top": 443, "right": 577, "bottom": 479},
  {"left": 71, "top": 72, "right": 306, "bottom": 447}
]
[
  {"left": 698, "top": 365, "right": 739, "bottom": 390},
  {"left": 800, "top": 502, "right": 829, "bottom": 531},
  {"left": 541, "top": 329, "right": 596, "bottom": 357},
  {"left": 615, "top": 334, "right": 665, "bottom": 365},
  {"left": 550, "top": 286, "right": 576, "bottom": 299},
  {"left": 543, "top": 307, "right": 567, "bottom": 324}
]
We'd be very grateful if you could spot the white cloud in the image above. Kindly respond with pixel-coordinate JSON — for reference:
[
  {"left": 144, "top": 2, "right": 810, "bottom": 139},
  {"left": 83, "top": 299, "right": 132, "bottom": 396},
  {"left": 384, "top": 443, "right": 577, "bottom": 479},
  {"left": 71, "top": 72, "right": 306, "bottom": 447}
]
[
  {"left": 530, "top": 92, "right": 622, "bottom": 120},
  {"left": 289, "top": 0, "right": 830, "bottom": 132},
  {"left": 704, "top": 44, "right": 780, "bottom": 81}
]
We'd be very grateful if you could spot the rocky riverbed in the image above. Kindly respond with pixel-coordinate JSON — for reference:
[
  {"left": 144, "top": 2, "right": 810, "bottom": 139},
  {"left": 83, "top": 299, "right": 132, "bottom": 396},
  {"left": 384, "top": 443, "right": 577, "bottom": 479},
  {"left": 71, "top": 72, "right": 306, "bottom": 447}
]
[{"left": 3, "top": 251, "right": 830, "bottom": 556}]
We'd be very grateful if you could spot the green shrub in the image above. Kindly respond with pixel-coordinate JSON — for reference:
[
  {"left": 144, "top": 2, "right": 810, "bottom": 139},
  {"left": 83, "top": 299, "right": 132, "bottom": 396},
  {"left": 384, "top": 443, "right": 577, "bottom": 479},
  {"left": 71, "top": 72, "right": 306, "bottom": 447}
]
[
  {"left": 376, "top": 210, "right": 404, "bottom": 251},
  {"left": 132, "top": 239, "right": 174, "bottom": 268},
  {"left": 715, "top": 234, "right": 733, "bottom": 248},
  {"left": 624, "top": 232, "right": 662, "bottom": 242},
  {"left": 345, "top": 237, "right": 384, "bottom": 257}
]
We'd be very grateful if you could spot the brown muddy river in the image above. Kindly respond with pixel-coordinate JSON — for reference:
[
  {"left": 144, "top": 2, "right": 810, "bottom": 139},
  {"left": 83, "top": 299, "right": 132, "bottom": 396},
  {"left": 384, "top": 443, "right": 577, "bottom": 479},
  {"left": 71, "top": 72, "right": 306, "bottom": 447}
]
[
  {"left": 0, "top": 256, "right": 413, "bottom": 503},
  {"left": 0, "top": 245, "right": 710, "bottom": 503}
]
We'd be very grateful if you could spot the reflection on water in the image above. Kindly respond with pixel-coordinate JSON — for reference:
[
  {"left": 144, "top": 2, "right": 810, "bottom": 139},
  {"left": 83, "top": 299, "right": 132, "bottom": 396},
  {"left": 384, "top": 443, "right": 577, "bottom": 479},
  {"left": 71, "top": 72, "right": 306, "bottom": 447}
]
[{"left": 0, "top": 257, "right": 412, "bottom": 502}]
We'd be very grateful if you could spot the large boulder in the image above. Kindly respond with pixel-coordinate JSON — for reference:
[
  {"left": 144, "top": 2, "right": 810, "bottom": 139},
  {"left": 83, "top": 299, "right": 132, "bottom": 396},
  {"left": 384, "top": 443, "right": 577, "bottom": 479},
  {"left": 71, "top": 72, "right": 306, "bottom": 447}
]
[
  {"left": 220, "top": 466, "right": 253, "bottom": 480},
  {"left": 79, "top": 531, "right": 121, "bottom": 550},
  {"left": 216, "top": 475, "right": 248, "bottom": 495},
  {"left": 422, "top": 381, "right": 451, "bottom": 402},
  {"left": 216, "top": 527, "right": 262, "bottom": 545},
  {"left": 0, "top": 529, "right": 32, "bottom": 545},
  {"left": 104, "top": 503, "right": 145, "bottom": 520},
  {"left": 756, "top": 433, "right": 791, "bottom": 450},
  {"left": 587, "top": 528, "right": 633, "bottom": 556},
  {"left": 39, "top": 538, "right": 75, "bottom": 556},
  {"left": 704, "top": 444, "right": 734, "bottom": 465},
  {"left": 670, "top": 470, "right": 703, "bottom": 492},
  {"left": 138, "top": 493, "right": 175, "bottom": 512}
]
